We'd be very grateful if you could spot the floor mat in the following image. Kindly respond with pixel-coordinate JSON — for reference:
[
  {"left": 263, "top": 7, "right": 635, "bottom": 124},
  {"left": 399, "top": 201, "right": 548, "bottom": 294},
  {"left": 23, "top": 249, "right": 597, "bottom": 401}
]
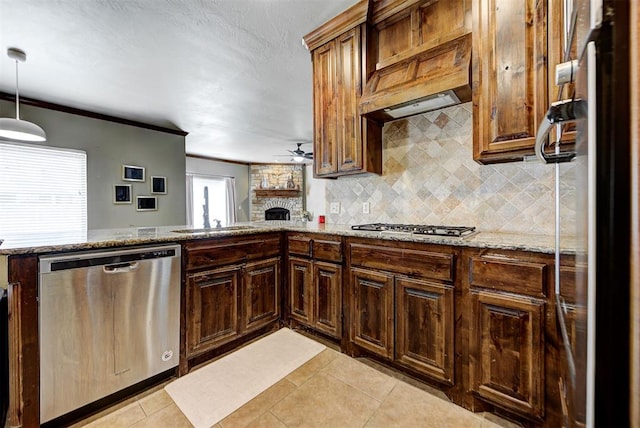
[{"left": 165, "top": 328, "right": 325, "bottom": 428}]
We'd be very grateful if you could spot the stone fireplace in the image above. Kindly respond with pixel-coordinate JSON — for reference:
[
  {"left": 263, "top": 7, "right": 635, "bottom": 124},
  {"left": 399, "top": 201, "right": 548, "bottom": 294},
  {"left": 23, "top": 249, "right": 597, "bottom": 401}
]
[{"left": 250, "top": 164, "right": 304, "bottom": 222}]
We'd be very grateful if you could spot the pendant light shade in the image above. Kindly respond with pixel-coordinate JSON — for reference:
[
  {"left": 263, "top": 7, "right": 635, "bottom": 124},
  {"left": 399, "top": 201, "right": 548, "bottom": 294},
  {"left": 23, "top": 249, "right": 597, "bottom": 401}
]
[{"left": 0, "top": 48, "right": 46, "bottom": 142}]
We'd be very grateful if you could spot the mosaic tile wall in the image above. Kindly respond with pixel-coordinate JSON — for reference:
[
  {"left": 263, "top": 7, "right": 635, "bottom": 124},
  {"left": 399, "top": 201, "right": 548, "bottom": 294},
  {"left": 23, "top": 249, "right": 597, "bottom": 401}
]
[
  {"left": 250, "top": 164, "right": 304, "bottom": 222},
  {"left": 325, "top": 102, "right": 576, "bottom": 235}
]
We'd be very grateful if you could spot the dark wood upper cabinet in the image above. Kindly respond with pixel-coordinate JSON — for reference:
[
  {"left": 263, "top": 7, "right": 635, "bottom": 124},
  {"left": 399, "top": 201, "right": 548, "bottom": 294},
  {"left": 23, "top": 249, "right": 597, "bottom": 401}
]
[
  {"left": 371, "top": 0, "right": 472, "bottom": 69},
  {"left": 473, "top": 0, "right": 548, "bottom": 163},
  {"left": 304, "top": 2, "right": 382, "bottom": 178},
  {"left": 548, "top": 0, "right": 578, "bottom": 144}
]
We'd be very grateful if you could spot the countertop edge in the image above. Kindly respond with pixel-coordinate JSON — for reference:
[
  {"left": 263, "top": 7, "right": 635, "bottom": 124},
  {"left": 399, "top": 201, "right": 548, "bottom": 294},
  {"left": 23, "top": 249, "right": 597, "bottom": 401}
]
[{"left": 0, "top": 223, "right": 578, "bottom": 256}]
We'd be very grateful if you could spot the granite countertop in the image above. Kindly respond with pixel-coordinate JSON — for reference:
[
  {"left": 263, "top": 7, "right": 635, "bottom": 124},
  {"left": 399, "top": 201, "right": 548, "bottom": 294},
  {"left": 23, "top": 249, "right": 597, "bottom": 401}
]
[{"left": 0, "top": 222, "right": 578, "bottom": 256}]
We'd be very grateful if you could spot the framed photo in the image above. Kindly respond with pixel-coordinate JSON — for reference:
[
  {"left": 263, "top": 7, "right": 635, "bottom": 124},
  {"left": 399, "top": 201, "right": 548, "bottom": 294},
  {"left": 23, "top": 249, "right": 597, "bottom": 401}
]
[
  {"left": 136, "top": 196, "right": 158, "bottom": 211},
  {"left": 151, "top": 176, "right": 167, "bottom": 194},
  {"left": 122, "top": 164, "right": 145, "bottom": 182},
  {"left": 113, "top": 184, "right": 132, "bottom": 204}
]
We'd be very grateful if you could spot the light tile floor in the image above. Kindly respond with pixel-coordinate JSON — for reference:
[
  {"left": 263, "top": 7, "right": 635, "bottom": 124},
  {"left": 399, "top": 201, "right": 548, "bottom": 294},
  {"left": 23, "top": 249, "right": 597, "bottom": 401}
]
[{"left": 74, "top": 343, "right": 522, "bottom": 428}]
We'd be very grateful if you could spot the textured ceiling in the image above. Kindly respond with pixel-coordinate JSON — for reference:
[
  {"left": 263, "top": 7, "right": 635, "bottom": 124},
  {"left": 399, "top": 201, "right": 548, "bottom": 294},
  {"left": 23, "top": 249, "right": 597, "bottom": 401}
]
[{"left": 0, "top": 0, "right": 355, "bottom": 162}]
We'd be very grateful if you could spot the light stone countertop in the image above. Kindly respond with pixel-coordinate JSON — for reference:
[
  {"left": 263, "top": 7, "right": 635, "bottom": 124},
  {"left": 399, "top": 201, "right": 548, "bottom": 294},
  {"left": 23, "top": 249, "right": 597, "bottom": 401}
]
[{"left": 0, "top": 221, "right": 578, "bottom": 256}]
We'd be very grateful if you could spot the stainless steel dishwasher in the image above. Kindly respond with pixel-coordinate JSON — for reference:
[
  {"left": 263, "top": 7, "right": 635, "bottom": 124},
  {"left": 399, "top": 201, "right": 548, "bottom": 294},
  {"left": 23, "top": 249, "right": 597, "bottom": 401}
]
[{"left": 38, "top": 244, "right": 181, "bottom": 423}]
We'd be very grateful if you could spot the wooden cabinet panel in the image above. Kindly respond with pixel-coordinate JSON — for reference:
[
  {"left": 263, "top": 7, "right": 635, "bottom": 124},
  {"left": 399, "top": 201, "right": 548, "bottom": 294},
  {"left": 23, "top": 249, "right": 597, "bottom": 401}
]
[
  {"left": 313, "top": 41, "right": 338, "bottom": 176},
  {"left": 548, "top": 0, "right": 577, "bottom": 143},
  {"left": 373, "top": 0, "right": 472, "bottom": 69},
  {"left": 288, "top": 257, "right": 313, "bottom": 325},
  {"left": 473, "top": 0, "right": 548, "bottom": 163},
  {"left": 559, "top": 302, "right": 587, "bottom": 425},
  {"left": 469, "top": 255, "right": 547, "bottom": 297},
  {"left": 287, "top": 234, "right": 343, "bottom": 339},
  {"left": 186, "top": 265, "right": 241, "bottom": 355},
  {"left": 288, "top": 235, "right": 312, "bottom": 258},
  {"left": 395, "top": 277, "right": 454, "bottom": 385},
  {"left": 314, "top": 261, "right": 342, "bottom": 338},
  {"left": 309, "top": 21, "right": 382, "bottom": 178},
  {"left": 243, "top": 257, "right": 280, "bottom": 331},
  {"left": 471, "top": 291, "right": 545, "bottom": 419},
  {"left": 350, "top": 243, "right": 454, "bottom": 281},
  {"left": 336, "top": 27, "right": 363, "bottom": 172},
  {"left": 312, "top": 238, "right": 343, "bottom": 263},
  {"left": 351, "top": 267, "right": 394, "bottom": 358},
  {"left": 185, "top": 235, "right": 281, "bottom": 271}
]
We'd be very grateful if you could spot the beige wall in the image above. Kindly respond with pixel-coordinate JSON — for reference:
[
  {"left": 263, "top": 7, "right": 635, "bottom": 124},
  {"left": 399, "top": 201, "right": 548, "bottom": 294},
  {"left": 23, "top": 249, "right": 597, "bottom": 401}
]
[
  {"left": 0, "top": 100, "right": 186, "bottom": 229},
  {"left": 324, "top": 102, "right": 574, "bottom": 235}
]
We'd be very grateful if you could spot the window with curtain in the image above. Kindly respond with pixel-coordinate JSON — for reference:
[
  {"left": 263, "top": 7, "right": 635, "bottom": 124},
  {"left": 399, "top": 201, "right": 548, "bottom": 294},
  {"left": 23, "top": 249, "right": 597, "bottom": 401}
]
[
  {"left": 186, "top": 173, "right": 236, "bottom": 228},
  {"left": 0, "top": 142, "right": 87, "bottom": 241}
]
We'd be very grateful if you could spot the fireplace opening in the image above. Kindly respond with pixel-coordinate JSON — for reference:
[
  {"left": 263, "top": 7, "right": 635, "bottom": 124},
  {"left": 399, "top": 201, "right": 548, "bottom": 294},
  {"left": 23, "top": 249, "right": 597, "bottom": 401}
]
[{"left": 265, "top": 207, "right": 290, "bottom": 221}]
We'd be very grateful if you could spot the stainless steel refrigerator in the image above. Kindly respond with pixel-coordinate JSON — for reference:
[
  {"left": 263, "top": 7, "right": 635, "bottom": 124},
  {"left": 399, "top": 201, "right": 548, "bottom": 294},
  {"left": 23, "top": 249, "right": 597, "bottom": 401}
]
[{"left": 535, "top": 0, "right": 631, "bottom": 426}]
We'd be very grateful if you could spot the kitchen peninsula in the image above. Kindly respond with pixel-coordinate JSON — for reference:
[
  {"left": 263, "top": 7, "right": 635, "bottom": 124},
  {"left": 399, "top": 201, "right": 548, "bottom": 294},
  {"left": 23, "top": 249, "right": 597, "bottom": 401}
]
[{"left": 1, "top": 223, "right": 579, "bottom": 427}]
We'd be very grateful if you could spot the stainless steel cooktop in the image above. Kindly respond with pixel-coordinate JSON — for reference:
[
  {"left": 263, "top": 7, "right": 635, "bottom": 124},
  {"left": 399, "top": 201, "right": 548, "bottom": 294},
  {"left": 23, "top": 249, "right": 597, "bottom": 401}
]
[{"left": 351, "top": 223, "right": 476, "bottom": 237}]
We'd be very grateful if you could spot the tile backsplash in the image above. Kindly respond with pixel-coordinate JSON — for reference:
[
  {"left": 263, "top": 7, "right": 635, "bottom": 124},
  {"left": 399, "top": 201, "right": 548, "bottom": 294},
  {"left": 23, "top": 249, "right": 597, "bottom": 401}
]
[{"left": 325, "top": 102, "right": 575, "bottom": 235}]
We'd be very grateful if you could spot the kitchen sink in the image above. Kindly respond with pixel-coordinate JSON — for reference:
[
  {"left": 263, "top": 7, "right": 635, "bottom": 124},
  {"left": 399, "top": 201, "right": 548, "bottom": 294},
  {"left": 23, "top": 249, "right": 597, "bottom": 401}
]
[{"left": 170, "top": 226, "right": 256, "bottom": 234}]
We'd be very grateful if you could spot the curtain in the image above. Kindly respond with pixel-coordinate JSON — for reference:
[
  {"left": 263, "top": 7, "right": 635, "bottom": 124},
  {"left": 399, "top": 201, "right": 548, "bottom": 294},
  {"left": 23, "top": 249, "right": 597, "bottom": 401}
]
[
  {"left": 224, "top": 177, "right": 237, "bottom": 224},
  {"left": 185, "top": 173, "right": 194, "bottom": 227}
]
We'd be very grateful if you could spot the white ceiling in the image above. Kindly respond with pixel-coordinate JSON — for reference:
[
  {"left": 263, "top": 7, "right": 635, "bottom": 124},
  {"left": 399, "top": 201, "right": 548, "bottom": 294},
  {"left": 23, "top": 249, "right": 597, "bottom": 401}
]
[{"left": 0, "top": 0, "right": 355, "bottom": 163}]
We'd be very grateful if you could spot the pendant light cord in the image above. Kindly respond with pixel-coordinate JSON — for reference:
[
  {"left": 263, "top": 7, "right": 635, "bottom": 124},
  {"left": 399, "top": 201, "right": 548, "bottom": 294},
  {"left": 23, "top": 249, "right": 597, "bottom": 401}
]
[{"left": 14, "top": 58, "right": 20, "bottom": 120}]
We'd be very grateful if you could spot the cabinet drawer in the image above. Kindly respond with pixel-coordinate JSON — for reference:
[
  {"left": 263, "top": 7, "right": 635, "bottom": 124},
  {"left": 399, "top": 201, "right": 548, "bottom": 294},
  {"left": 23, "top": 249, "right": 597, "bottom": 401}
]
[
  {"left": 185, "top": 234, "right": 281, "bottom": 271},
  {"left": 288, "top": 235, "right": 312, "bottom": 257},
  {"left": 350, "top": 243, "right": 454, "bottom": 282},
  {"left": 469, "top": 255, "right": 547, "bottom": 297},
  {"left": 559, "top": 263, "right": 587, "bottom": 303},
  {"left": 312, "top": 238, "right": 342, "bottom": 263}
]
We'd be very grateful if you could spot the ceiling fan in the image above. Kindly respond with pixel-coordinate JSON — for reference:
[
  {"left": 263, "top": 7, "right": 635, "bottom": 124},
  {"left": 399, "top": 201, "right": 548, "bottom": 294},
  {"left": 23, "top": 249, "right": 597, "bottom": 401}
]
[{"left": 275, "top": 142, "right": 313, "bottom": 162}]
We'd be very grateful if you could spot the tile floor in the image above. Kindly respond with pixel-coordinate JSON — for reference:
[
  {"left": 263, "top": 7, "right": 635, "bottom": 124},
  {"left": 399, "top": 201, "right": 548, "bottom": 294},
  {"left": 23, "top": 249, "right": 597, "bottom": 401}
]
[{"left": 73, "top": 342, "right": 521, "bottom": 428}]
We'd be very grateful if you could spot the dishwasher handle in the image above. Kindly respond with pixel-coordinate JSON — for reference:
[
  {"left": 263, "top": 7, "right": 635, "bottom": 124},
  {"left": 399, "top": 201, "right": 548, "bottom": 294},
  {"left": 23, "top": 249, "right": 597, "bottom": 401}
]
[{"left": 103, "top": 262, "right": 139, "bottom": 274}]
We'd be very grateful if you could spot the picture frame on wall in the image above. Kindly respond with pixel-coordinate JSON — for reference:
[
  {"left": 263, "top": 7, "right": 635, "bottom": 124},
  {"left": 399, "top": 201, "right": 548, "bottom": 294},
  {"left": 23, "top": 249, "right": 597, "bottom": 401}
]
[
  {"left": 113, "top": 184, "right": 132, "bottom": 204},
  {"left": 151, "top": 176, "right": 167, "bottom": 194},
  {"left": 122, "top": 164, "right": 145, "bottom": 182},
  {"left": 136, "top": 196, "right": 158, "bottom": 211}
]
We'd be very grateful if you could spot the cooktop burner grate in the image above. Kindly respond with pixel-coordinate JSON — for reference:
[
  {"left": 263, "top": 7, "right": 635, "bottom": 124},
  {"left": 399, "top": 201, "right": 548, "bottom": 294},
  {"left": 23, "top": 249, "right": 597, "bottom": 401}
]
[{"left": 351, "top": 223, "right": 476, "bottom": 237}]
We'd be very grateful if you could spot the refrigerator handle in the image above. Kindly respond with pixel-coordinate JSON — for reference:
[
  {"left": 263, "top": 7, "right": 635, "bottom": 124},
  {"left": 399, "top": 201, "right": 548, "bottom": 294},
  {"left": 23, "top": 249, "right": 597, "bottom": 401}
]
[{"left": 534, "top": 99, "right": 584, "bottom": 164}]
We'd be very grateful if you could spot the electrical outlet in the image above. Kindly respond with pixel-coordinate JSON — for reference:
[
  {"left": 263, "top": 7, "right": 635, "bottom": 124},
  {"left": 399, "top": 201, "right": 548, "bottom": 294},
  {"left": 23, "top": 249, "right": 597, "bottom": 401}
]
[
  {"left": 362, "top": 202, "right": 370, "bottom": 214},
  {"left": 330, "top": 202, "right": 340, "bottom": 214}
]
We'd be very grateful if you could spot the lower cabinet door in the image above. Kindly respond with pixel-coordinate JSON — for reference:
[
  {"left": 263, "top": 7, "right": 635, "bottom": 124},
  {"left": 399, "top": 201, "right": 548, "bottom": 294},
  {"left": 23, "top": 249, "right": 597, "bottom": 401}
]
[
  {"left": 186, "top": 265, "right": 242, "bottom": 355},
  {"left": 471, "top": 290, "right": 545, "bottom": 419},
  {"left": 313, "top": 261, "right": 342, "bottom": 339},
  {"left": 243, "top": 257, "right": 280, "bottom": 331},
  {"left": 351, "top": 267, "right": 394, "bottom": 359},
  {"left": 395, "top": 277, "right": 454, "bottom": 385},
  {"left": 288, "top": 257, "right": 313, "bottom": 326}
]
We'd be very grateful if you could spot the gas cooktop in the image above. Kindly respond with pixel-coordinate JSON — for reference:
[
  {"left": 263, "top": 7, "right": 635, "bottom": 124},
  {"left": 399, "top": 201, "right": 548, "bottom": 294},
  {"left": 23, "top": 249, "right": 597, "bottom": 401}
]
[{"left": 351, "top": 223, "right": 476, "bottom": 237}]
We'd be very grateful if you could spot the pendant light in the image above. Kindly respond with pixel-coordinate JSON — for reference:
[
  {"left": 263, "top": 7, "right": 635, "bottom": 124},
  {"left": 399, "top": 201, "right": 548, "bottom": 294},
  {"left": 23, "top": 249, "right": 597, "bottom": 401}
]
[{"left": 0, "top": 48, "right": 46, "bottom": 142}]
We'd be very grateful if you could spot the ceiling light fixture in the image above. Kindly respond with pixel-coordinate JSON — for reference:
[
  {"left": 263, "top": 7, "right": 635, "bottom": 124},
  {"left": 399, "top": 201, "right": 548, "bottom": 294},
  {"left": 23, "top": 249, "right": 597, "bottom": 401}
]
[
  {"left": 0, "top": 48, "right": 46, "bottom": 142},
  {"left": 293, "top": 155, "right": 304, "bottom": 162}
]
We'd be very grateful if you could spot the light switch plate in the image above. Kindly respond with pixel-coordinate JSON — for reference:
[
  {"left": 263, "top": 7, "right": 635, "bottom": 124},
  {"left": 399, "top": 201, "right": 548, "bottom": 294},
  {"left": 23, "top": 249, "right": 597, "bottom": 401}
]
[
  {"left": 362, "top": 202, "right": 370, "bottom": 214},
  {"left": 330, "top": 202, "right": 340, "bottom": 214}
]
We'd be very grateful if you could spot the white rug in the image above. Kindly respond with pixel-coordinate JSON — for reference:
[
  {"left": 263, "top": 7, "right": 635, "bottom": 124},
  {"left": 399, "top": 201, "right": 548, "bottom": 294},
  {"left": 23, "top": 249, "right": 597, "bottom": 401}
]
[{"left": 165, "top": 328, "right": 325, "bottom": 428}]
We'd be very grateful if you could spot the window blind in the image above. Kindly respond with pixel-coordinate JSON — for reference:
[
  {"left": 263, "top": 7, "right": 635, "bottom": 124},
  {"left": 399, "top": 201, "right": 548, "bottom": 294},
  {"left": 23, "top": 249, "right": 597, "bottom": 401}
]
[{"left": 0, "top": 142, "right": 87, "bottom": 238}]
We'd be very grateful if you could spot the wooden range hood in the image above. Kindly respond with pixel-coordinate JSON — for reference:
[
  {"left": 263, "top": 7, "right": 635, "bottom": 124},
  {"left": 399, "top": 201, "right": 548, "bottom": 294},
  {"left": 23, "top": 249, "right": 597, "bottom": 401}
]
[
  {"left": 358, "top": 0, "right": 473, "bottom": 123},
  {"left": 359, "top": 33, "right": 471, "bottom": 123}
]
